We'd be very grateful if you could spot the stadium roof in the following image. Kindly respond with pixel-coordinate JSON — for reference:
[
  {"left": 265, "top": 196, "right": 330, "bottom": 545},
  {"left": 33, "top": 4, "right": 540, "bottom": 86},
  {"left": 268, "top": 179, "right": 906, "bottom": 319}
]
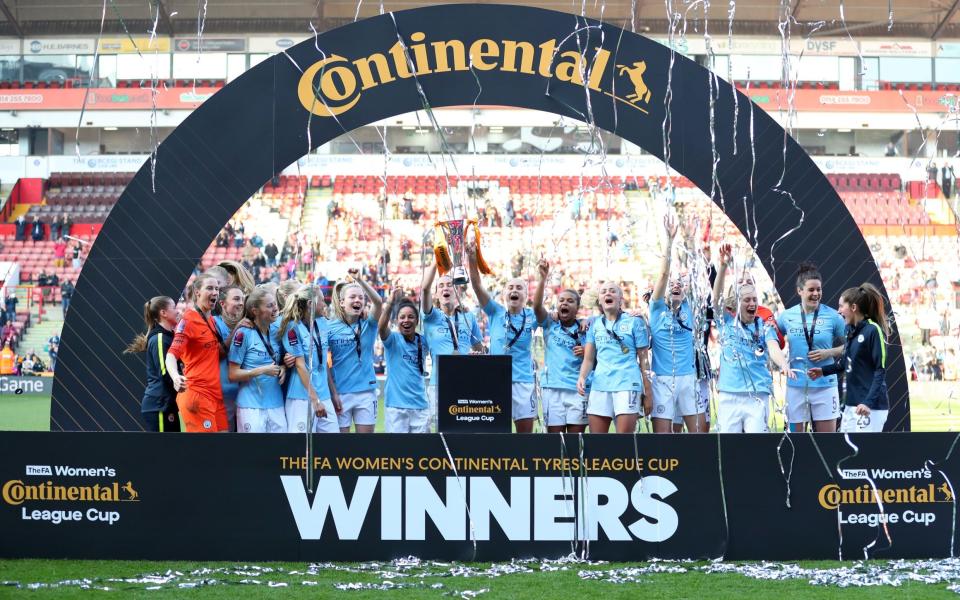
[{"left": 0, "top": 0, "right": 958, "bottom": 40}]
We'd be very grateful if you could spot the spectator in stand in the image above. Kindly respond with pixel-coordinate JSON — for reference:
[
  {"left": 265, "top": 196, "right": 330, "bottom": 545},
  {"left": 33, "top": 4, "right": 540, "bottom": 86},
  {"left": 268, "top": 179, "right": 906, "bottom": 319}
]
[
  {"left": 264, "top": 242, "right": 279, "bottom": 267},
  {"left": 48, "top": 272, "right": 58, "bottom": 287},
  {"left": 5, "top": 292, "right": 17, "bottom": 324},
  {"left": 215, "top": 231, "right": 230, "bottom": 247},
  {"left": 14, "top": 215, "right": 26, "bottom": 241},
  {"left": 50, "top": 215, "right": 62, "bottom": 241},
  {"left": 316, "top": 272, "right": 330, "bottom": 298},
  {"left": 47, "top": 334, "right": 59, "bottom": 371},
  {"left": 250, "top": 232, "right": 264, "bottom": 248},
  {"left": 30, "top": 352, "right": 45, "bottom": 374},
  {"left": 233, "top": 221, "right": 245, "bottom": 248},
  {"left": 402, "top": 190, "right": 415, "bottom": 220},
  {"left": 511, "top": 250, "right": 524, "bottom": 278},
  {"left": 0, "top": 341, "right": 14, "bottom": 374},
  {"left": 21, "top": 353, "right": 33, "bottom": 374},
  {"left": 36, "top": 271, "right": 48, "bottom": 287},
  {"left": 284, "top": 257, "right": 297, "bottom": 280},
  {"left": 505, "top": 197, "right": 516, "bottom": 227},
  {"left": 71, "top": 243, "right": 83, "bottom": 270},
  {"left": 302, "top": 246, "right": 314, "bottom": 276},
  {"left": 2, "top": 321, "right": 15, "bottom": 347},
  {"left": 62, "top": 215, "right": 71, "bottom": 240},
  {"left": 241, "top": 239, "right": 260, "bottom": 266},
  {"left": 400, "top": 237, "right": 412, "bottom": 262},
  {"left": 30, "top": 216, "right": 44, "bottom": 242},
  {"left": 60, "top": 280, "right": 75, "bottom": 314},
  {"left": 53, "top": 239, "right": 67, "bottom": 268},
  {"left": 377, "top": 248, "right": 390, "bottom": 284}
]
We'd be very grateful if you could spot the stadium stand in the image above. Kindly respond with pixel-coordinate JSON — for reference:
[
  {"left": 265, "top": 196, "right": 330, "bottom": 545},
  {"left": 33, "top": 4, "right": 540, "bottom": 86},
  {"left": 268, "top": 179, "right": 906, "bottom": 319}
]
[{"left": 1, "top": 169, "right": 957, "bottom": 379}]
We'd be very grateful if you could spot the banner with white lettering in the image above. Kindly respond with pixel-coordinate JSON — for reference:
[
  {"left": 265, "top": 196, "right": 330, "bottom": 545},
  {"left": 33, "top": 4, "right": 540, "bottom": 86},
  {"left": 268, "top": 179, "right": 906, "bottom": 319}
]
[{"left": 1, "top": 432, "right": 956, "bottom": 560}]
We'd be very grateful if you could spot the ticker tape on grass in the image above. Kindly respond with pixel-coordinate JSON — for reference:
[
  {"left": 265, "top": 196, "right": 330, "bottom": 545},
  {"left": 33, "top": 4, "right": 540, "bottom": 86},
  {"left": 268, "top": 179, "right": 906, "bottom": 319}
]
[{"left": 7, "top": 556, "right": 960, "bottom": 593}]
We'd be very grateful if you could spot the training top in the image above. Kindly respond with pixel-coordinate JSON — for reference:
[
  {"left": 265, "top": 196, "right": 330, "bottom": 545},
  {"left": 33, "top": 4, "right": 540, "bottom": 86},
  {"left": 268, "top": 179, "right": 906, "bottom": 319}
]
[
  {"left": 141, "top": 325, "right": 177, "bottom": 413},
  {"left": 822, "top": 319, "right": 889, "bottom": 410}
]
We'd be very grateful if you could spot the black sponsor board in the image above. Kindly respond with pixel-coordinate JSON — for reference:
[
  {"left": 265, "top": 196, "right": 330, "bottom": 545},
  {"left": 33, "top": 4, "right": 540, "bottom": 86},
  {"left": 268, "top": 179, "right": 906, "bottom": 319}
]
[
  {"left": 1, "top": 432, "right": 956, "bottom": 560},
  {"left": 438, "top": 355, "right": 512, "bottom": 432},
  {"left": 53, "top": 3, "right": 908, "bottom": 432}
]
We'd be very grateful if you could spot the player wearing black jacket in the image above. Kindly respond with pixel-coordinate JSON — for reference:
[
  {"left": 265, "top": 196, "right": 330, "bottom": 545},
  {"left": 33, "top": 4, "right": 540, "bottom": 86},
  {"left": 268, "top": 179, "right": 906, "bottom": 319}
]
[
  {"left": 809, "top": 283, "right": 889, "bottom": 432},
  {"left": 125, "top": 296, "right": 182, "bottom": 432}
]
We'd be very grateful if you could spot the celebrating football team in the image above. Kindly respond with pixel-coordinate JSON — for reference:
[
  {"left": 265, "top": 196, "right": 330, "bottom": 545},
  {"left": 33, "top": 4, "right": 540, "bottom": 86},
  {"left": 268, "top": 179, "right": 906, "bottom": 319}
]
[{"left": 132, "top": 209, "right": 890, "bottom": 434}]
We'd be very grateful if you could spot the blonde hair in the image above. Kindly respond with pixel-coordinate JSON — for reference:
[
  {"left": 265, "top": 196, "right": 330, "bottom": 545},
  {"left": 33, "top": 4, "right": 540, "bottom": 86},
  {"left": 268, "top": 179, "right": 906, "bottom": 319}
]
[
  {"left": 217, "top": 260, "right": 255, "bottom": 294},
  {"left": 242, "top": 287, "right": 273, "bottom": 322},
  {"left": 277, "top": 279, "right": 302, "bottom": 313},
  {"left": 277, "top": 285, "right": 318, "bottom": 344},
  {"left": 332, "top": 281, "right": 363, "bottom": 322},
  {"left": 725, "top": 283, "right": 756, "bottom": 313}
]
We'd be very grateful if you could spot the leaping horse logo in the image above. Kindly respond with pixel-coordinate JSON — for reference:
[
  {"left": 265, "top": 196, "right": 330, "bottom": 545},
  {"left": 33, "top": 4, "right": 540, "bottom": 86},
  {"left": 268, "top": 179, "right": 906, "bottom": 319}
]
[
  {"left": 617, "top": 61, "right": 652, "bottom": 105},
  {"left": 123, "top": 481, "right": 139, "bottom": 501}
]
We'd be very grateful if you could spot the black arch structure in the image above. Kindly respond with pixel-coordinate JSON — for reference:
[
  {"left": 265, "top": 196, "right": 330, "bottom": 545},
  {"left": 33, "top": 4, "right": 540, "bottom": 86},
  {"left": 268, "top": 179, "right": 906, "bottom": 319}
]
[{"left": 50, "top": 3, "right": 908, "bottom": 431}]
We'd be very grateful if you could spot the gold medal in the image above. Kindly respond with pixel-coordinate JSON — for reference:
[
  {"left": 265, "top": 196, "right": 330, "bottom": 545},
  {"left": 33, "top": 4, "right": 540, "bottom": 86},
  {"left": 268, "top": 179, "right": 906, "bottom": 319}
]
[{"left": 621, "top": 345, "right": 629, "bottom": 354}]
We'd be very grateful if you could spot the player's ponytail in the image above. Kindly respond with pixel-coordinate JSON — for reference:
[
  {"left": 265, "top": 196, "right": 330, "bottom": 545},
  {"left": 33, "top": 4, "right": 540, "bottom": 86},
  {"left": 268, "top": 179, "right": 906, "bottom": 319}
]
[
  {"left": 124, "top": 296, "right": 173, "bottom": 354},
  {"left": 841, "top": 283, "right": 890, "bottom": 338},
  {"left": 277, "top": 285, "right": 316, "bottom": 344}
]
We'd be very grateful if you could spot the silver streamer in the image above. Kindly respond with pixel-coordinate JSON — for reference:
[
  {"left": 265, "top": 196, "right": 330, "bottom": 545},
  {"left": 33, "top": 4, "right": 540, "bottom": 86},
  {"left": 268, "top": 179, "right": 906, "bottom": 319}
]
[{"left": 14, "top": 558, "right": 960, "bottom": 592}]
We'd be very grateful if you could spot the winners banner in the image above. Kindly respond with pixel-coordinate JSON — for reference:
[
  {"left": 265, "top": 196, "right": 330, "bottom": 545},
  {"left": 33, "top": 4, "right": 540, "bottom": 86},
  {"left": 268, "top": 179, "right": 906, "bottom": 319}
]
[{"left": 1, "top": 432, "right": 958, "bottom": 560}]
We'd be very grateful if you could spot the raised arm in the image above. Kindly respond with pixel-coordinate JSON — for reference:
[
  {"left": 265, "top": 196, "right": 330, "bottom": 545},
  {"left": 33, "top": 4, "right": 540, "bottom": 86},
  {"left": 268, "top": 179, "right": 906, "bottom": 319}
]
[
  {"left": 465, "top": 240, "right": 491, "bottom": 308},
  {"left": 349, "top": 268, "right": 384, "bottom": 322},
  {"left": 533, "top": 258, "right": 550, "bottom": 324},
  {"left": 421, "top": 262, "right": 437, "bottom": 314},
  {"left": 651, "top": 214, "right": 678, "bottom": 303},
  {"left": 379, "top": 288, "right": 402, "bottom": 341},
  {"left": 712, "top": 243, "right": 733, "bottom": 313}
]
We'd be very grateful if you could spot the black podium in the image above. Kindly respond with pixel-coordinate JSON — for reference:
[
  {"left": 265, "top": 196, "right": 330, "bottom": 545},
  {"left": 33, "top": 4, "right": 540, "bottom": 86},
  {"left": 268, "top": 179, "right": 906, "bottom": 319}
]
[{"left": 437, "top": 355, "right": 512, "bottom": 432}]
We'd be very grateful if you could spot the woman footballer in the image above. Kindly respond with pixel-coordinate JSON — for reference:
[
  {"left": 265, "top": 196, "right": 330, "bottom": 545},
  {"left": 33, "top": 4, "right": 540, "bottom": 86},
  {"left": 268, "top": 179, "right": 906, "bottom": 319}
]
[
  {"left": 776, "top": 262, "right": 845, "bottom": 432},
  {"left": 809, "top": 283, "right": 890, "bottom": 432},
  {"left": 327, "top": 270, "right": 383, "bottom": 433}
]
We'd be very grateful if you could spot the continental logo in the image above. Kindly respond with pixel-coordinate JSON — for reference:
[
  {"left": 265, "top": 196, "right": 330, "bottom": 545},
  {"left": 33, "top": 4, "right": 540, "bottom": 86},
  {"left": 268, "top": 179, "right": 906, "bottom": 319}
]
[
  {"left": 2, "top": 480, "right": 140, "bottom": 506},
  {"left": 817, "top": 483, "right": 953, "bottom": 510},
  {"left": 297, "top": 32, "right": 654, "bottom": 117},
  {"left": 448, "top": 404, "right": 503, "bottom": 415}
]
